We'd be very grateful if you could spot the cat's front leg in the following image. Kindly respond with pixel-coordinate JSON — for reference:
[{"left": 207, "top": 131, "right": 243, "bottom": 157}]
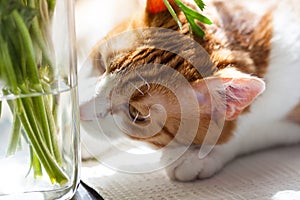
[{"left": 161, "top": 143, "right": 238, "bottom": 181}]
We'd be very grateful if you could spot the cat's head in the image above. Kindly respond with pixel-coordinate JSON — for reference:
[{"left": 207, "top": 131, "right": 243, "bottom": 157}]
[{"left": 79, "top": 0, "right": 265, "bottom": 148}]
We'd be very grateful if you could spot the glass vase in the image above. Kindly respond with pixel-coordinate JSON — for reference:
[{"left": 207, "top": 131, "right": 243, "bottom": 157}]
[{"left": 0, "top": 0, "right": 80, "bottom": 199}]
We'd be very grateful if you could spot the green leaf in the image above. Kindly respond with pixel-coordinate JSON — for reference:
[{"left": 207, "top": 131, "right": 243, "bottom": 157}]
[
  {"left": 175, "top": 0, "right": 212, "bottom": 24},
  {"left": 163, "top": 0, "right": 182, "bottom": 30},
  {"left": 194, "top": 0, "right": 206, "bottom": 11},
  {"left": 184, "top": 7, "right": 212, "bottom": 25},
  {"left": 186, "top": 15, "right": 205, "bottom": 38},
  {"left": 173, "top": 0, "right": 212, "bottom": 38}
]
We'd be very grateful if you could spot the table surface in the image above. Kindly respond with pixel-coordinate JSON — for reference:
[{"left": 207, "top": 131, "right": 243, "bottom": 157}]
[{"left": 80, "top": 146, "right": 300, "bottom": 200}]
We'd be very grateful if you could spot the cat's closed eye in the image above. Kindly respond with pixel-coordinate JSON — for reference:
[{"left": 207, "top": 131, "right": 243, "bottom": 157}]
[{"left": 128, "top": 104, "right": 149, "bottom": 123}]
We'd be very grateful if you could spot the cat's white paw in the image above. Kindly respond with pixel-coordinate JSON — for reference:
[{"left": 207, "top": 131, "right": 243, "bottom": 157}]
[{"left": 162, "top": 146, "right": 230, "bottom": 182}]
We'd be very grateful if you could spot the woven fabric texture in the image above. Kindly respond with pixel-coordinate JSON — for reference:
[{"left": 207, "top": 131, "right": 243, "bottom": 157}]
[{"left": 82, "top": 145, "right": 300, "bottom": 200}]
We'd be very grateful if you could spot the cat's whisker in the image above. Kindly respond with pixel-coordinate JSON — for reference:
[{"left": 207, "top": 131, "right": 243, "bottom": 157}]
[
  {"left": 135, "top": 71, "right": 151, "bottom": 93},
  {"left": 132, "top": 111, "right": 151, "bottom": 124},
  {"left": 133, "top": 113, "right": 139, "bottom": 123},
  {"left": 142, "top": 107, "right": 151, "bottom": 119},
  {"left": 130, "top": 82, "right": 145, "bottom": 95},
  {"left": 146, "top": 92, "right": 152, "bottom": 97}
]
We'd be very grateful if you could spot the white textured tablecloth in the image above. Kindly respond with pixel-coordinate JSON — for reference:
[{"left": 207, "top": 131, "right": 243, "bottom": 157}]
[{"left": 81, "top": 145, "right": 300, "bottom": 200}]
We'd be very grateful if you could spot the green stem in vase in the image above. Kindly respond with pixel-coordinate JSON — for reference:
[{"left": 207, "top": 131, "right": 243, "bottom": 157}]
[
  {"left": 30, "top": 0, "right": 54, "bottom": 70},
  {"left": 18, "top": 96, "right": 68, "bottom": 185},
  {"left": 0, "top": 0, "right": 68, "bottom": 185},
  {"left": 30, "top": 146, "right": 43, "bottom": 178},
  {"left": 6, "top": 106, "right": 22, "bottom": 157},
  {"left": 11, "top": 10, "right": 40, "bottom": 85},
  {"left": 45, "top": 97, "right": 62, "bottom": 164},
  {"left": 0, "top": 38, "right": 18, "bottom": 93},
  {"left": 32, "top": 94, "right": 55, "bottom": 156}
]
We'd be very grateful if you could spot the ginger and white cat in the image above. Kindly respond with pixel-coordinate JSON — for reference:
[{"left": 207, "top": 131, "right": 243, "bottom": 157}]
[{"left": 79, "top": 0, "right": 300, "bottom": 181}]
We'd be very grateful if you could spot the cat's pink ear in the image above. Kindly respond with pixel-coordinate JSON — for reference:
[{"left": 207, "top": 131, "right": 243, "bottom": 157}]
[
  {"left": 146, "top": 0, "right": 169, "bottom": 13},
  {"left": 192, "top": 74, "right": 265, "bottom": 121}
]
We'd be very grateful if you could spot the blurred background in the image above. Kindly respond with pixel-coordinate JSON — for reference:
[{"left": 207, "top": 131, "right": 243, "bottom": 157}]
[{"left": 75, "top": 0, "right": 142, "bottom": 67}]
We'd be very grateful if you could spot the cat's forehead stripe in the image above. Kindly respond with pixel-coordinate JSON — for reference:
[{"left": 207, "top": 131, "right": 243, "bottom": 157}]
[{"left": 107, "top": 46, "right": 210, "bottom": 83}]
